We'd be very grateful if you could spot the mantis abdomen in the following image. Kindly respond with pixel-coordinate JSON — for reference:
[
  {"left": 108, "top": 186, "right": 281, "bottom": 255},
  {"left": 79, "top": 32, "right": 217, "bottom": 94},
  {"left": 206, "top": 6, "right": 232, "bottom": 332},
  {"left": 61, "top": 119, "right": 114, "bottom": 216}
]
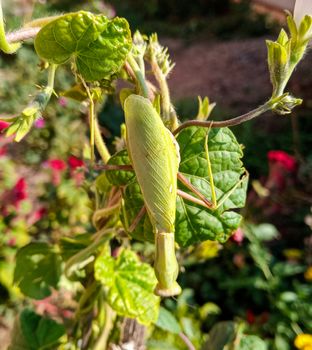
[{"left": 124, "top": 94, "right": 181, "bottom": 297}]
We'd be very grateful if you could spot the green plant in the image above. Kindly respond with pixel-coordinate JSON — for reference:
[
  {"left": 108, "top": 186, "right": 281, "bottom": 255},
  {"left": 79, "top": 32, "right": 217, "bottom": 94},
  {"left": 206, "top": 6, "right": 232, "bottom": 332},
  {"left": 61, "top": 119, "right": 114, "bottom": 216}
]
[{"left": 1, "top": 1, "right": 312, "bottom": 348}]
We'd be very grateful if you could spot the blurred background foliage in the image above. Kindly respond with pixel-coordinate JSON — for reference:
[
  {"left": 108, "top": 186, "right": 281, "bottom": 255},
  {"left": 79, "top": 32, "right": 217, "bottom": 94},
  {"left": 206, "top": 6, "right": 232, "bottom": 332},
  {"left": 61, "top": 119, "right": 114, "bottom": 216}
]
[{"left": 0, "top": 0, "right": 312, "bottom": 349}]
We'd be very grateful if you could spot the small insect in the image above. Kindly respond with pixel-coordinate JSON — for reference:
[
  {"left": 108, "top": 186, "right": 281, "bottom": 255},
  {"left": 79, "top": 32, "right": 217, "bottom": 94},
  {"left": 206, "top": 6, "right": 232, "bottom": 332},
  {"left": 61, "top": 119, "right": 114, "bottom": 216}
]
[{"left": 104, "top": 94, "right": 246, "bottom": 297}]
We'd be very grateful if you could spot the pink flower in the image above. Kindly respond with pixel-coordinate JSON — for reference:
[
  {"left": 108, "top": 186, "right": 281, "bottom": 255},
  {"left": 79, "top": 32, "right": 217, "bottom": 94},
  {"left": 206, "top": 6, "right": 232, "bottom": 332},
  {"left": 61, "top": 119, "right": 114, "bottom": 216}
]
[
  {"left": 34, "top": 118, "right": 45, "bottom": 128},
  {"left": 267, "top": 150, "right": 297, "bottom": 172},
  {"left": 68, "top": 156, "right": 85, "bottom": 185},
  {"left": 7, "top": 237, "right": 16, "bottom": 247},
  {"left": 68, "top": 156, "right": 84, "bottom": 170},
  {"left": 231, "top": 228, "right": 244, "bottom": 244},
  {"left": 12, "top": 178, "right": 27, "bottom": 208},
  {"left": 33, "top": 291, "right": 74, "bottom": 320},
  {"left": 58, "top": 97, "right": 68, "bottom": 107},
  {"left": 47, "top": 159, "right": 67, "bottom": 171},
  {"left": 0, "top": 121, "right": 10, "bottom": 132},
  {"left": 27, "top": 207, "right": 47, "bottom": 225},
  {"left": 0, "top": 147, "right": 7, "bottom": 157},
  {"left": 34, "top": 207, "right": 46, "bottom": 221},
  {"left": 46, "top": 159, "right": 67, "bottom": 185}
]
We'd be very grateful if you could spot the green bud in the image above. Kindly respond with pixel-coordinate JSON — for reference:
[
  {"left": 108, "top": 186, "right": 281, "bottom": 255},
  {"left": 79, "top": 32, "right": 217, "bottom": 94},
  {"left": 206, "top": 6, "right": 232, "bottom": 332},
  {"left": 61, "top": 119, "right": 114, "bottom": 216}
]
[
  {"left": 266, "top": 40, "right": 289, "bottom": 95},
  {"left": 271, "top": 93, "right": 302, "bottom": 115},
  {"left": 196, "top": 96, "right": 216, "bottom": 121}
]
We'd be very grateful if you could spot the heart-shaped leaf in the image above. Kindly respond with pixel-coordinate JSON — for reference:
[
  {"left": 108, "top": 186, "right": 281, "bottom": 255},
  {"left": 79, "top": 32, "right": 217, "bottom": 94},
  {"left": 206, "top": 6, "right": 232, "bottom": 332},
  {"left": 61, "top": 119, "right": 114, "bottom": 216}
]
[
  {"left": 35, "top": 11, "right": 132, "bottom": 82},
  {"left": 175, "top": 126, "right": 248, "bottom": 246},
  {"left": 14, "top": 243, "right": 61, "bottom": 299},
  {"left": 94, "top": 249, "right": 160, "bottom": 325},
  {"left": 106, "top": 127, "right": 248, "bottom": 247}
]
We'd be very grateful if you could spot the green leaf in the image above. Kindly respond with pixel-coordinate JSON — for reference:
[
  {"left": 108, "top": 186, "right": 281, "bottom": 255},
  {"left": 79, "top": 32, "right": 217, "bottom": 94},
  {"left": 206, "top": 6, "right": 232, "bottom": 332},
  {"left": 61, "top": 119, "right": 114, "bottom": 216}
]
[
  {"left": 238, "top": 335, "right": 267, "bottom": 350},
  {"left": 94, "top": 249, "right": 160, "bottom": 325},
  {"left": 106, "top": 150, "right": 135, "bottom": 186},
  {"left": 20, "top": 309, "right": 65, "bottom": 350},
  {"left": 155, "top": 307, "right": 181, "bottom": 334},
  {"left": 249, "top": 223, "right": 279, "bottom": 241},
  {"left": 35, "top": 11, "right": 132, "bottom": 82},
  {"left": 202, "top": 321, "right": 236, "bottom": 350},
  {"left": 175, "top": 127, "right": 248, "bottom": 246},
  {"left": 108, "top": 127, "right": 248, "bottom": 247},
  {"left": 14, "top": 243, "right": 62, "bottom": 299},
  {"left": 59, "top": 234, "right": 91, "bottom": 261}
]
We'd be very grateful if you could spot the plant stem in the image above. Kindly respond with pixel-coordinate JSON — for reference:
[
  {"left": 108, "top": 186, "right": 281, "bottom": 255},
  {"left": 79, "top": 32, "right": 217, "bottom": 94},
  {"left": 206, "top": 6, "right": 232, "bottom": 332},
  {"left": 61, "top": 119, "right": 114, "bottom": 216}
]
[
  {"left": 94, "top": 117, "right": 111, "bottom": 163},
  {"left": 150, "top": 55, "right": 178, "bottom": 129},
  {"left": 127, "top": 54, "right": 149, "bottom": 98},
  {"left": 47, "top": 63, "right": 57, "bottom": 93},
  {"left": 179, "top": 332, "right": 196, "bottom": 350},
  {"left": 80, "top": 78, "right": 111, "bottom": 163},
  {"left": 92, "top": 202, "right": 121, "bottom": 230},
  {"left": 6, "top": 27, "right": 40, "bottom": 44},
  {"left": 75, "top": 280, "right": 100, "bottom": 318},
  {"left": 173, "top": 100, "right": 273, "bottom": 135},
  {"left": 64, "top": 229, "right": 113, "bottom": 278},
  {"left": 5, "top": 15, "right": 63, "bottom": 45},
  {"left": 150, "top": 56, "right": 171, "bottom": 119},
  {"left": 0, "top": 0, "right": 20, "bottom": 53},
  {"left": 93, "top": 304, "right": 115, "bottom": 350}
]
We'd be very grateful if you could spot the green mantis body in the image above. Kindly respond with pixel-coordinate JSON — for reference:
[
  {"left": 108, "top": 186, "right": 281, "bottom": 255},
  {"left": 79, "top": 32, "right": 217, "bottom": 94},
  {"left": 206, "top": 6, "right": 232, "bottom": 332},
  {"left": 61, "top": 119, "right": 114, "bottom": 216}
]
[{"left": 124, "top": 94, "right": 181, "bottom": 297}]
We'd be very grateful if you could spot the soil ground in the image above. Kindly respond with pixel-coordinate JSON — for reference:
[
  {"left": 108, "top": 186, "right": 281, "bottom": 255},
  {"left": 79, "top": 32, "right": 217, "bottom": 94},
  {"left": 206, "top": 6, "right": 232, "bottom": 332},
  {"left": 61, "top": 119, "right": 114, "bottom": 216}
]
[{"left": 164, "top": 36, "right": 312, "bottom": 115}]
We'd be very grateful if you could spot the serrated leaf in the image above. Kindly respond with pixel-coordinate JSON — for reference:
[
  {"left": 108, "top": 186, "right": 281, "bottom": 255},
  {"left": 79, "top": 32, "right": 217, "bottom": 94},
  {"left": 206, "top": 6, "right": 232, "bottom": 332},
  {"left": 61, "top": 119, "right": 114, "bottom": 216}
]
[
  {"left": 107, "top": 127, "right": 248, "bottom": 247},
  {"left": 35, "top": 11, "right": 132, "bottom": 82},
  {"left": 155, "top": 307, "right": 181, "bottom": 334},
  {"left": 106, "top": 150, "right": 135, "bottom": 186},
  {"left": 171, "top": 127, "right": 248, "bottom": 246},
  {"left": 94, "top": 249, "right": 160, "bottom": 325},
  {"left": 14, "top": 243, "right": 61, "bottom": 299}
]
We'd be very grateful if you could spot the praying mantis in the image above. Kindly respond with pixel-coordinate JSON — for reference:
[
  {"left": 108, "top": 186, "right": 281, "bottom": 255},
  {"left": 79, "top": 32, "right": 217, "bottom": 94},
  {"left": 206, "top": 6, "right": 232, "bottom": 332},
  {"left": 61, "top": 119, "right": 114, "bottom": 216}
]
[{"left": 102, "top": 94, "right": 247, "bottom": 297}]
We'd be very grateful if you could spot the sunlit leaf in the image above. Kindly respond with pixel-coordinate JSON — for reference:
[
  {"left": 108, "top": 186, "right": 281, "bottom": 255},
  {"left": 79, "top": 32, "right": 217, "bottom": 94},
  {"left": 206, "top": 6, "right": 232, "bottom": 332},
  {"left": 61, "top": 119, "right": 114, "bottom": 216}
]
[
  {"left": 95, "top": 249, "right": 160, "bottom": 325},
  {"left": 35, "top": 11, "right": 132, "bottom": 82},
  {"left": 107, "top": 127, "right": 248, "bottom": 247}
]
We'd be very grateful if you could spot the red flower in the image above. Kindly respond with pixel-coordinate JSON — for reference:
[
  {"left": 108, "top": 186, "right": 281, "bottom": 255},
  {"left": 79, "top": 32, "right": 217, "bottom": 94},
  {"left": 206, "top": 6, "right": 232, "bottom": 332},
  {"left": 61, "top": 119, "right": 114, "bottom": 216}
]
[
  {"left": 47, "top": 159, "right": 67, "bottom": 171},
  {"left": 267, "top": 150, "right": 297, "bottom": 172},
  {"left": 68, "top": 156, "right": 84, "bottom": 170},
  {"left": 46, "top": 159, "right": 67, "bottom": 185},
  {"left": 246, "top": 309, "right": 256, "bottom": 324},
  {"left": 34, "top": 207, "right": 47, "bottom": 221},
  {"left": 0, "top": 121, "right": 10, "bottom": 132},
  {"left": 12, "top": 178, "right": 27, "bottom": 207}
]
